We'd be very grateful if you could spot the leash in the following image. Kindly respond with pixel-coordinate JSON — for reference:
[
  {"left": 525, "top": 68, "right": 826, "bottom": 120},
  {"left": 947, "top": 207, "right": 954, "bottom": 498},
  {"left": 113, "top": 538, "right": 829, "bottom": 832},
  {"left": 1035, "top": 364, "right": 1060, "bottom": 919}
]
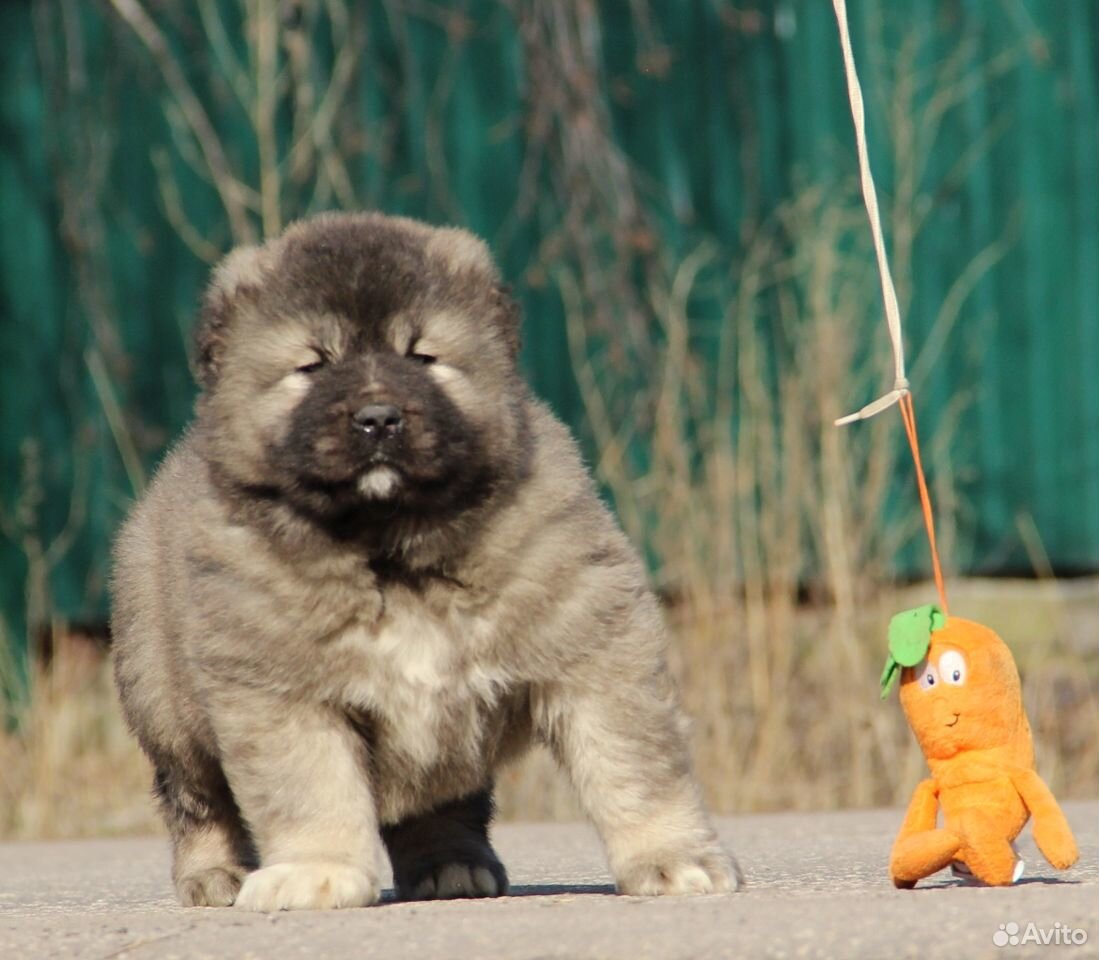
[{"left": 830, "top": 0, "right": 949, "bottom": 615}]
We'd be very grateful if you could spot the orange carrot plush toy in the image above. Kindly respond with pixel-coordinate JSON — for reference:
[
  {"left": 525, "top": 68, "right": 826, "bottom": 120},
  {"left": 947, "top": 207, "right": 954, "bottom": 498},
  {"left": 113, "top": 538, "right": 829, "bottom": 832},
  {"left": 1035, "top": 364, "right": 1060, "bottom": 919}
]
[
  {"left": 827, "top": 0, "right": 1079, "bottom": 894},
  {"left": 881, "top": 605, "right": 1078, "bottom": 888}
]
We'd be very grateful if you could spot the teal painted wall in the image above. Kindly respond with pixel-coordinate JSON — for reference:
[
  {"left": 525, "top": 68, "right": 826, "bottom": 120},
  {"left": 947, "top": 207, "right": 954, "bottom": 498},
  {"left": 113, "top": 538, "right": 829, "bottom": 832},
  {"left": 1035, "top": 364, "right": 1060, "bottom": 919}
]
[{"left": 1, "top": 0, "right": 1096, "bottom": 648}]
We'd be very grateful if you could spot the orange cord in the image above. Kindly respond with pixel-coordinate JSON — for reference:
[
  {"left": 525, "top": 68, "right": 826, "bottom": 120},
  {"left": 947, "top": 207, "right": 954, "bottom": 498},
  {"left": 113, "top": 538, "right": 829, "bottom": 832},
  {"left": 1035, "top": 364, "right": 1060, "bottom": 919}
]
[{"left": 898, "top": 393, "right": 949, "bottom": 616}]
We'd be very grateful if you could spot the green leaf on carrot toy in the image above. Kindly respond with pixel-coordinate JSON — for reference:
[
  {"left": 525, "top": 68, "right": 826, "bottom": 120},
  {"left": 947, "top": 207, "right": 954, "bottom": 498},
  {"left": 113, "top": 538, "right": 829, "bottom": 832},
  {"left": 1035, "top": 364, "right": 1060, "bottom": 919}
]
[{"left": 879, "top": 604, "right": 945, "bottom": 699}]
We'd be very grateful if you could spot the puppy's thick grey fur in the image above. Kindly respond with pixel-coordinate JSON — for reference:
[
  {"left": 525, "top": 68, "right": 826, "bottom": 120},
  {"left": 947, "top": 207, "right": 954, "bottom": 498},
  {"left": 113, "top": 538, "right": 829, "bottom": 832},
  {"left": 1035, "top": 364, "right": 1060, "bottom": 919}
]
[{"left": 111, "top": 212, "right": 738, "bottom": 911}]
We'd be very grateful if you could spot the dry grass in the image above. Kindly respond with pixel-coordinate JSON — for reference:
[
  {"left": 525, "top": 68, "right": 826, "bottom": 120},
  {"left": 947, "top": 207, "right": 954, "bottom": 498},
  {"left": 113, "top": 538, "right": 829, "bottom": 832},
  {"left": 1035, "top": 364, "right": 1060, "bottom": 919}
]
[{"left": 0, "top": 633, "right": 161, "bottom": 840}]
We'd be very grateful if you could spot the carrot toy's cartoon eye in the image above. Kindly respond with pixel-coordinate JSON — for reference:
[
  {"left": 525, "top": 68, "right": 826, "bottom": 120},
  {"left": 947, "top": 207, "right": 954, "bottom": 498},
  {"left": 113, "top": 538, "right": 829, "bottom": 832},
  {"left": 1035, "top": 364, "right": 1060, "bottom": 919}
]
[
  {"left": 917, "top": 662, "right": 940, "bottom": 690},
  {"left": 939, "top": 650, "right": 967, "bottom": 686}
]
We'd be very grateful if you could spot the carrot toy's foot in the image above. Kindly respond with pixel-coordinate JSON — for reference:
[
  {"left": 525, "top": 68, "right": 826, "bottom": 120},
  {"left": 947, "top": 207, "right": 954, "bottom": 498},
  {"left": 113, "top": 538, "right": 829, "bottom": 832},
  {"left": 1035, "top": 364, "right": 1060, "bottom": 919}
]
[
  {"left": 952, "top": 811, "right": 1020, "bottom": 886},
  {"left": 951, "top": 846, "right": 1024, "bottom": 886},
  {"left": 890, "top": 828, "right": 962, "bottom": 888}
]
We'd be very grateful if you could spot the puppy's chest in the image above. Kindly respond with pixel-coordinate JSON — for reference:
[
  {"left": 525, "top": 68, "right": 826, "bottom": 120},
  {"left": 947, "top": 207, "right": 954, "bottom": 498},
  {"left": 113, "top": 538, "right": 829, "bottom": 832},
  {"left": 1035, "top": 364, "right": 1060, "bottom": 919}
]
[{"left": 333, "top": 603, "right": 507, "bottom": 768}]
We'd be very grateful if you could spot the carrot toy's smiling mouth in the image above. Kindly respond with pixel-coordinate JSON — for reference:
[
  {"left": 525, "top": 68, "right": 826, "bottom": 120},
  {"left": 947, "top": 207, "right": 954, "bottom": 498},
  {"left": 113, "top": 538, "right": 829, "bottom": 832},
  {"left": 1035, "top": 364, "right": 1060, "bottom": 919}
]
[{"left": 946, "top": 713, "right": 960, "bottom": 727}]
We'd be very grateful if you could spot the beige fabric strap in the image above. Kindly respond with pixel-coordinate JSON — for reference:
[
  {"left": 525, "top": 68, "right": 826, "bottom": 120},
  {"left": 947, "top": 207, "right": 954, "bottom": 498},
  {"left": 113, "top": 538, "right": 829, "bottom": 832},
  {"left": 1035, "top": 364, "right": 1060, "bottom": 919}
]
[{"left": 831, "top": 0, "right": 910, "bottom": 426}]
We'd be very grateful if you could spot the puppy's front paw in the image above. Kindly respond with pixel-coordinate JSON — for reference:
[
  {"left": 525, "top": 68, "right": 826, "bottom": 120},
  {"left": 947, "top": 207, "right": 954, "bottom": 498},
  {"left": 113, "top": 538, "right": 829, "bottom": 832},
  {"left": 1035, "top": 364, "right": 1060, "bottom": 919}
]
[
  {"left": 177, "top": 866, "right": 245, "bottom": 907},
  {"left": 235, "top": 862, "right": 379, "bottom": 911},
  {"left": 616, "top": 849, "right": 741, "bottom": 896}
]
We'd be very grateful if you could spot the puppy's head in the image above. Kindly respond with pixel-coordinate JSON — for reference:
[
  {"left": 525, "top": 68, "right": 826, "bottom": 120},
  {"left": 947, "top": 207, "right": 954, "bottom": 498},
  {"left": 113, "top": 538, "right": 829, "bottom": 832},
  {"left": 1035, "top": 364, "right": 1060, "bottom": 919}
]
[{"left": 195, "top": 213, "right": 526, "bottom": 535}]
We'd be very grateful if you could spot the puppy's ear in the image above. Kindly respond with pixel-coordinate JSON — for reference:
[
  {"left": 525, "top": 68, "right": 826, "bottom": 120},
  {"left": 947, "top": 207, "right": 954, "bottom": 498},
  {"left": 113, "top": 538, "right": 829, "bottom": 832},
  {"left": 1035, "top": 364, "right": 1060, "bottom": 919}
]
[
  {"left": 421, "top": 226, "right": 519, "bottom": 357},
  {"left": 194, "top": 245, "right": 267, "bottom": 389},
  {"left": 494, "top": 284, "right": 522, "bottom": 359}
]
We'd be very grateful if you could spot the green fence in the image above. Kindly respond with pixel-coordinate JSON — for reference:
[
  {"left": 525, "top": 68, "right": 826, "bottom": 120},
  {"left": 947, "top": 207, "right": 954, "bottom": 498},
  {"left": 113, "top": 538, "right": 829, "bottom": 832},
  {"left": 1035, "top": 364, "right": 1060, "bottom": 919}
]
[{"left": 2, "top": 0, "right": 1097, "bottom": 653}]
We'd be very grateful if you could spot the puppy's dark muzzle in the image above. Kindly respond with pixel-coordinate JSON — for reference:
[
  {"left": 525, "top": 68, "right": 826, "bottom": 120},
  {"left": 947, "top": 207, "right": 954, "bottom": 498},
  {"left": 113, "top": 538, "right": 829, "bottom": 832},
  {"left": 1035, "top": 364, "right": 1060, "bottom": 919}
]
[{"left": 352, "top": 403, "right": 403, "bottom": 440}]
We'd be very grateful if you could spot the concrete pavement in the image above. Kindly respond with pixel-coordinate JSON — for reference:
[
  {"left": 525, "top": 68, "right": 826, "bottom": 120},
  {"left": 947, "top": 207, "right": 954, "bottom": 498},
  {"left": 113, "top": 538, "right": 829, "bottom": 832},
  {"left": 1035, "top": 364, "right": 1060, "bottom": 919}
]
[{"left": 2, "top": 802, "right": 1096, "bottom": 959}]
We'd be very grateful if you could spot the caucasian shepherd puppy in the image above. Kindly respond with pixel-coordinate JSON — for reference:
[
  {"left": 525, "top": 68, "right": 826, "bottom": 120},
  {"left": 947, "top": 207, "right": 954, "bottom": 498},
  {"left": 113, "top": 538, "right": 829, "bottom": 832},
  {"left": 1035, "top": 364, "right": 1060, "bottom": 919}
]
[{"left": 111, "top": 212, "right": 738, "bottom": 911}]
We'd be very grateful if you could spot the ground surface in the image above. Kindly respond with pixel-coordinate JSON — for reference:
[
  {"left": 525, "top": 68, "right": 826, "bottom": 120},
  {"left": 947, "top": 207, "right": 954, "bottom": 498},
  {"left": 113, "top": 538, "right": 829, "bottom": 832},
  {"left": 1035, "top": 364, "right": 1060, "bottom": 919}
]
[{"left": 2, "top": 803, "right": 1095, "bottom": 959}]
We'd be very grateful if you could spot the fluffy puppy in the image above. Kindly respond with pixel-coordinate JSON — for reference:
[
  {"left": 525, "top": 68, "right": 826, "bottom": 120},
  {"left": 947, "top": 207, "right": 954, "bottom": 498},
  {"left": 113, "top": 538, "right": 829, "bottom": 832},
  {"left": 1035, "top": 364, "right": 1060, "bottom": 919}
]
[{"left": 111, "top": 212, "right": 738, "bottom": 910}]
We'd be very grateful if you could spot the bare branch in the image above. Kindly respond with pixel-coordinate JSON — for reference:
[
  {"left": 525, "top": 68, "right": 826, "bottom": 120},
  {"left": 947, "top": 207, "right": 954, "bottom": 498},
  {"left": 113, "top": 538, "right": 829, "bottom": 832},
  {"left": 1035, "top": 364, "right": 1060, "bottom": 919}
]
[
  {"left": 247, "top": 0, "right": 283, "bottom": 236},
  {"left": 152, "top": 148, "right": 223, "bottom": 263},
  {"left": 106, "top": 0, "right": 256, "bottom": 243}
]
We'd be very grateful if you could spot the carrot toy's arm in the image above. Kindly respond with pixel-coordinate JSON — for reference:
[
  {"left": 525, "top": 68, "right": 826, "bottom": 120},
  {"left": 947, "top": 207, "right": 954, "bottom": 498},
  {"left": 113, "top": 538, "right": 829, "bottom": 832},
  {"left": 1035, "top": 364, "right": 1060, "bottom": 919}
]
[
  {"left": 895, "top": 778, "right": 939, "bottom": 839},
  {"left": 1011, "top": 768, "right": 1079, "bottom": 870}
]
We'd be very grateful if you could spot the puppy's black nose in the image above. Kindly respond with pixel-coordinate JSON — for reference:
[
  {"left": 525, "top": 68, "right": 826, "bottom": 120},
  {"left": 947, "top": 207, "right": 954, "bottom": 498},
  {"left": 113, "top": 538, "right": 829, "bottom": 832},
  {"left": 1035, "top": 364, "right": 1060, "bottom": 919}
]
[{"left": 352, "top": 403, "right": 402, "bottom": 437}]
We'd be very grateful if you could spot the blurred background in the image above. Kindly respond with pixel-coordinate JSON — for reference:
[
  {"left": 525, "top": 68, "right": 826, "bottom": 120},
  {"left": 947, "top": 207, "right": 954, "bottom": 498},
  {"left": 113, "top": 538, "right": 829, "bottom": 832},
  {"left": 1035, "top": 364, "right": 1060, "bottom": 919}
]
[{"left": 1, "top": 0, "right": 1096, "bottom": 838}]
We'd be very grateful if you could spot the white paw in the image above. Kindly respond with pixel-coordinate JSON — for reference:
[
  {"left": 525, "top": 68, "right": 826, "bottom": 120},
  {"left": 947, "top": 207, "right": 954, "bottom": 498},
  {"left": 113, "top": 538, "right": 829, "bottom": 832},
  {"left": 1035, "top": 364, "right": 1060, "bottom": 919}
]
[
  {"left": 616, "top": 850, "right": 741, "bottom": 896},
  {"left": 235, "top": 862, "right": 379, "bottom": 912}
]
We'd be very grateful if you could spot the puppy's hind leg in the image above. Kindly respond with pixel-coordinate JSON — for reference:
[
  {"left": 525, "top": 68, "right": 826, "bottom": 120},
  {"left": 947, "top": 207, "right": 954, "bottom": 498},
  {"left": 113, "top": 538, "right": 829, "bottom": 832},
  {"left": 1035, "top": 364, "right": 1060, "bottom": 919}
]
[
  {"left": 382, "top": 788, "right": 509, "bottom": 900},
  {"left": 155, "top": 760, "right": 256, "bottom": 907}
]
